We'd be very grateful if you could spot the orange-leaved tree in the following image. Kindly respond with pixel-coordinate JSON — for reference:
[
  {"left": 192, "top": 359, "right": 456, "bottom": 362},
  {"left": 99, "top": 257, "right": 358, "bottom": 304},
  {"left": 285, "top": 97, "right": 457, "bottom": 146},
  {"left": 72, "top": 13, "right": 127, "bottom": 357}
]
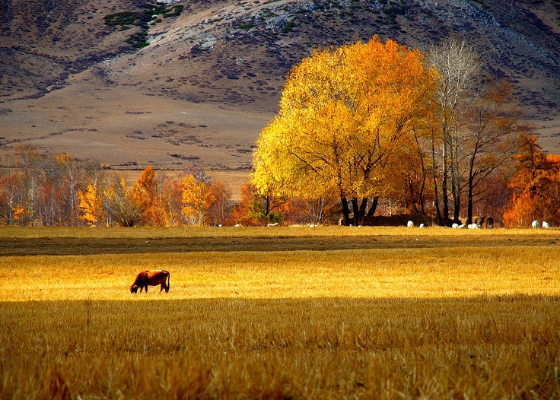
[
  {"left": 251, "top": 36, "right": 438, "bottom": 225},
  {"left": 231, "top": 182, "right": 283, "bottom": 226},
  {"left": 206, "top": 179, "right": 232, "bottom": 226},
  {"left": 181, "top": 174, "right": 216, "bottom": 226},
  {"left": 503, "top": 134, "right": 560, "bottom": 226},
  {"left": 132, "top": 166, "right": 170, "bottom": 226}
]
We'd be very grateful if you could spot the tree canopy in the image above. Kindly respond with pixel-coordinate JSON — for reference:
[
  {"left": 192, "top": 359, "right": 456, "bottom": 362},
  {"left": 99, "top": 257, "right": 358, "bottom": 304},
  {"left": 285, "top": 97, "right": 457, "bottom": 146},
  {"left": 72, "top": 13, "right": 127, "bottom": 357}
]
[
  {"left": 504, "top": 134, "right": 560, "bottom": 227},
  {"left": 251, "top": 36, "right": 439, "bottom": 225}
]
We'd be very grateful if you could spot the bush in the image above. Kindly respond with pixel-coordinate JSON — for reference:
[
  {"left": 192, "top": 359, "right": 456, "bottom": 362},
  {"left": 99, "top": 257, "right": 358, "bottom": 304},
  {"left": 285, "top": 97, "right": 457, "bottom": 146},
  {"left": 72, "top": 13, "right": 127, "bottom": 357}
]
[
  {"left": 281, "top": 18, "right": 296, "bottom": 33},
  {"left": 103, "top": 12, "right": 140, "bottom": 26},
  {"left": 237, "top": 23, "right": 255, "bottom": 30}
]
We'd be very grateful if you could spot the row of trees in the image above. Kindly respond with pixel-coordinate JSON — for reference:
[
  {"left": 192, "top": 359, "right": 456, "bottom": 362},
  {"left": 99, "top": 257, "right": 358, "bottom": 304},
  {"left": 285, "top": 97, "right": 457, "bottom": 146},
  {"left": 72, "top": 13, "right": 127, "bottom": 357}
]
[
  {"left": 0, "top": 145, "right": 339, "bottom": 227},
  {"left": 77, "top": 167, "right": 231, "bottom": 227},
  {"left": 0, "top": 134, "right": 559, "bottom": 227},
  {"left": 2, "top": 37, "right": 559, "bottom": 227},
  {"left": 0, "top": 146, "right": 232, "bottom": 227},
  {"left": 251, "top": 36, "right": 532, "bottom": 226}
]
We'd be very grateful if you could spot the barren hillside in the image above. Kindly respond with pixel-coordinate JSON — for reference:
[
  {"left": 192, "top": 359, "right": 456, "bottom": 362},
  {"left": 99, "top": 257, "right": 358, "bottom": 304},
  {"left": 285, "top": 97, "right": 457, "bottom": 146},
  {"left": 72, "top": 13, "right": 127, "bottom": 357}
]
[{"left": 1, "top": 0, "right": 560, "bottom": 177}]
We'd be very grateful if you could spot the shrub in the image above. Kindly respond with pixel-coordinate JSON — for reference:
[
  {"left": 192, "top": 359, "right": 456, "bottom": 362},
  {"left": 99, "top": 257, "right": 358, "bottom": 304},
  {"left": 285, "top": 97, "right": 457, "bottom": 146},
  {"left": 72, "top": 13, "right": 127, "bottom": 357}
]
[
  {"left": 237, "top": 23, "right": 255, "bottom": 30},
  {"left": 103, "top": 12, "right": 140, "bottom": 26},
  {"left": 281, "top": 18, "right": 296, "bottom": 33}
]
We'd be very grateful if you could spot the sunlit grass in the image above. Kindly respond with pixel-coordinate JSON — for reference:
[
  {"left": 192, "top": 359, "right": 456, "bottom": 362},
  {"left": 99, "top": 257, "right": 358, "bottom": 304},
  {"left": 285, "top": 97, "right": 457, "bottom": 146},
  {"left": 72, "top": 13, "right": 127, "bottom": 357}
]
[
  {"left": 1, "top": 227, "right": 559, "bottom": 398},
  {"left": 2, "top": 245, "right": 559, "bottom": 301},
  {"left": 1, "top": 224, "right": 558, "bottom": 239}
]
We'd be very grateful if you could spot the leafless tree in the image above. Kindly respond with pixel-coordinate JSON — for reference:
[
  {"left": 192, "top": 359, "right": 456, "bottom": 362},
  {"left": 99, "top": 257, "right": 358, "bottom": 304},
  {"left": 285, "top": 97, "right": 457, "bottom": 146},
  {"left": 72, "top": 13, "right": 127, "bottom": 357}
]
[
  {"left": 14, "top": 145, "right": 43, "bottom": 226},
  {"left": 429, "top": 37, "right": 480, "bottom": 225},
  {"left": 463, "top": 81, "right": 521, "bottom": 224},
  {"left": 104, "top": 176, "right": 141, "bottom": 227}
]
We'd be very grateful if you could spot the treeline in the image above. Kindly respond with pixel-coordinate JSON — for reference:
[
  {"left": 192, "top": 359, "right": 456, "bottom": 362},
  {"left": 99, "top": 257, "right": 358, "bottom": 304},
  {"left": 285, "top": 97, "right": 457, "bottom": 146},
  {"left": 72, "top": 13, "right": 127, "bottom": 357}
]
[
  {"left": 0, "top": 145, "right": 231, "bottom": 227},
  {"left": 1, "top": 135, "right": 559, "bottom": 228},
  {"left": 5, "top": 38, "right": 559, "bottom": 228},
  {"left": 0, "top": 145, "right": 337, "bottom": 227},
  {"left": 0, "top": 145, "right": 224, "bottom": 227},
  {"left": 251, "top": 37, "right": 560, "bottom": 227}
]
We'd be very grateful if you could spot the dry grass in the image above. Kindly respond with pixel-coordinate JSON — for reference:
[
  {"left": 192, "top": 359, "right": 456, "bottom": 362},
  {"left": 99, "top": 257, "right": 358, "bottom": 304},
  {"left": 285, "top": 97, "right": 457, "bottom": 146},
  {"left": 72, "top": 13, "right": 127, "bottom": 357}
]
[{"left": 1, "top": 227, "right": 559, "bottom": 399}]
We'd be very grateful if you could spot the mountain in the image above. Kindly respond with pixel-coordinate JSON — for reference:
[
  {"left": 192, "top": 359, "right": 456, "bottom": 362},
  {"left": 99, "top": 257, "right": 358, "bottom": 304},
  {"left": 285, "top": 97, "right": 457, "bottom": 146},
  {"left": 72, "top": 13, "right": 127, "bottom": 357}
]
[{"left": 1, "top": 0, "right": 560, "bottom": 175}]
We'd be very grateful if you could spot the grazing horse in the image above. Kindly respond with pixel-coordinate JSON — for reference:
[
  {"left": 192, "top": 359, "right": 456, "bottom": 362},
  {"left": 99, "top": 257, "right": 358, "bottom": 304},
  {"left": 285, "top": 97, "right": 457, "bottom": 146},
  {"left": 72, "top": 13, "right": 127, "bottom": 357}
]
[{"left": 130, "top": 270, "right": 170, "bottom": 293}]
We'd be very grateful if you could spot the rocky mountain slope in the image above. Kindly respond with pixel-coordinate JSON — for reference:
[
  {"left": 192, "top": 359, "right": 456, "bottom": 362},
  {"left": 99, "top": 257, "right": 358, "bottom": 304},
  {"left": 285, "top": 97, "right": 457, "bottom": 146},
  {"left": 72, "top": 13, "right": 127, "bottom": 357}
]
[{"left": 1, "top": 0, "right": 560, "bottom": 172}]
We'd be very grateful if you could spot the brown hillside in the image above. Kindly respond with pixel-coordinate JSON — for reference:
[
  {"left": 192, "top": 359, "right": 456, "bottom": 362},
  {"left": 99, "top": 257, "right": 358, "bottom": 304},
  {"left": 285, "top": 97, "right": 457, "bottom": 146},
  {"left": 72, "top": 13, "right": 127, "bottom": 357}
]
[{"left": 1, "top": 0, "right": 560, "bottom": 184}]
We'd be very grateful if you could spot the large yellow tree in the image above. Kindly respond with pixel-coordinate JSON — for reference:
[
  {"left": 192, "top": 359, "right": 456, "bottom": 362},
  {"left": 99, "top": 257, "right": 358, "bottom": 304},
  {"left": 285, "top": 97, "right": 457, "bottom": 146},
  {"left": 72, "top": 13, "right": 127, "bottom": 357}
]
[{"left": 252, "top": 36, "right": 438, "bottom": 225}]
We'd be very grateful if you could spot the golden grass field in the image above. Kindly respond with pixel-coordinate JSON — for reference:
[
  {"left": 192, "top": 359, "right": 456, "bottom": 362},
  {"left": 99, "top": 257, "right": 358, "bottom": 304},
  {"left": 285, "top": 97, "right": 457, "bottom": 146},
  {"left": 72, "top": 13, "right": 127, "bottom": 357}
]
[{"left": 1, "top": 226, "right": 559, "bottom": 399}]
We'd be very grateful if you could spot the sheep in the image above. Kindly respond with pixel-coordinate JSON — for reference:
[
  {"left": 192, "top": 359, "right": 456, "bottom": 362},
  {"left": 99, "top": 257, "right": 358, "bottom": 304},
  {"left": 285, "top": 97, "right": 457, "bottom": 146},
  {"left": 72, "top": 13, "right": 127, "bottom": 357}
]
[
  {"left": 407, "top": 220, "right": 414, "bottom": 228},
  {"left": 532, "top": 220, "right": 540, "bottom": 228},
  {"left": 468, "top": 223, "right": 480, "bottom": 229},
  {"left": 542, "top": 221, "right": 550, "bottom": 228}
]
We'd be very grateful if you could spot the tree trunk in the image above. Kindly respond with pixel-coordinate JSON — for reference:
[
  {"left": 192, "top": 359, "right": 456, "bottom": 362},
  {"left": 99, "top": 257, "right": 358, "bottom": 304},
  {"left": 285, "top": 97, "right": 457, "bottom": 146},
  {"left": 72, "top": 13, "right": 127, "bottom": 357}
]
[
  {"left": 453, "top": 193, "right": 461, "bottom": 224},
  {"left": 358, "top": 198, "right": 368, "bottom": 224},
  {"left": 417, "top": 139, "right": 428, "bottom": 215},
  {"left": 441, "top": 142, "right": 450, "bottom": 225},
  {"left": 452, "top": 157, "right": 461, "bottom": 224},
  {"left": 467, "top": 180, "right": 474, "bottom": 225},
  {"left": 430, "top": 130, "right": 443, "bottom": 225},
  {"left": 340, "top": 197, "right": 350, "bottom": 226},
  {"left": 466, "top": 156, "right": 476, "bottom": 225},
  {"left": 367, "top": 196, "right": 379, "bottom": 217},
  {"left": 352, "top": 198, "right": 360, "bottom": 226}
]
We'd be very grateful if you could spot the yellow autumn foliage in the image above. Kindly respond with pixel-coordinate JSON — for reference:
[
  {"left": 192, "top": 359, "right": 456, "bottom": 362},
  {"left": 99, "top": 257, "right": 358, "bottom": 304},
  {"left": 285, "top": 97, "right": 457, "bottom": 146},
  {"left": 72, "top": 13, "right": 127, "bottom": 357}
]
[
  {"left": 181, "top": 174, "right": 216, "bottom": 226},
  {"left": 77, "top": 182, "right": 104, "bottom": 226},
  {"left": 252, "top": 36, "right": 438, "bottom": 204}
]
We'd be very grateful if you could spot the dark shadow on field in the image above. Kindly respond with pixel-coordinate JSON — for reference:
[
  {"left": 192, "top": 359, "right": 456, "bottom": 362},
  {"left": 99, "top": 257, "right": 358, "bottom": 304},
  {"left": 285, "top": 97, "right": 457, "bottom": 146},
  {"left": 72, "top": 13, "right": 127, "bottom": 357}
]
[
  {"left": 1, "top": 234, "right": 559, "bottom": 256},
  {"left": 2, "top": 296, "right": 559, "bottom": 400},
  {"left": 2, "top": 294, "right": 560, "bottom": 321},
  {"left": 3, "top": 295, "right": 559, "bottom": 374}
]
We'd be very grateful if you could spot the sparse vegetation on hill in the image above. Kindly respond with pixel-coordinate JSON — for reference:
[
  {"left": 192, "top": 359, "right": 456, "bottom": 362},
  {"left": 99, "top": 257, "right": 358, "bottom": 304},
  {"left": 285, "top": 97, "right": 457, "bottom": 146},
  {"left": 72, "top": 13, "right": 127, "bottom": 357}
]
[
  {"left": 103, "top": 11, "right": 140, "bottom": 27},
  {"left": 103, "top": 3, "right": 184, "bottom": 48}
]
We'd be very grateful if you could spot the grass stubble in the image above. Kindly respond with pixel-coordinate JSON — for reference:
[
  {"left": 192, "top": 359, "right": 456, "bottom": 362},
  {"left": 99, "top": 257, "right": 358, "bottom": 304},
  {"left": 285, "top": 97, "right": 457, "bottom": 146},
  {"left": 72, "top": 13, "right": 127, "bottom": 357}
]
[{"left": 0, "top": 226, "right": 559, "bottom": 399}]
